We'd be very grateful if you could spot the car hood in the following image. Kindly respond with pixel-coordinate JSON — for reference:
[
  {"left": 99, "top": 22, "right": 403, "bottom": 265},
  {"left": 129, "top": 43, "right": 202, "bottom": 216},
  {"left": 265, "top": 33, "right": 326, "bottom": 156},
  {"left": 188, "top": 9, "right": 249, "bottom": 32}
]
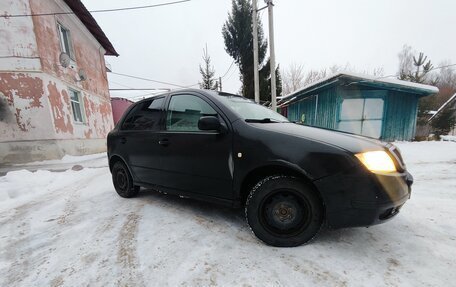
[{"left": 250, "top": 122, "right": 388, "bottom": 154}]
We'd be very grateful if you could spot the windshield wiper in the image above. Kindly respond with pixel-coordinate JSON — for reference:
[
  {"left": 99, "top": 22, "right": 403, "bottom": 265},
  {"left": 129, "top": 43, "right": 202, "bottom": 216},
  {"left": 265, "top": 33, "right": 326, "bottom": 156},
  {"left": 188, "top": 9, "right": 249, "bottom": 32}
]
[{"left": 245, "top": 118, "right": 283, "bottom": 123}]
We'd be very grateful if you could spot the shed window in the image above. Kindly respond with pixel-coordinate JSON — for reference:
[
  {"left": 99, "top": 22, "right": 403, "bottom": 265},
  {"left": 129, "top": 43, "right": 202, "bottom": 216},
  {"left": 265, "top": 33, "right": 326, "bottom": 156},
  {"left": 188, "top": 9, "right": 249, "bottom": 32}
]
[
  {"left": 69, "top": 89, "right": 84, "bottom": 123},
  {"left": 338, "top": 98, "right": 384, "bottom": 139},
  {"left": 58, "top": 23, "right": 75, "bottom": 60}
]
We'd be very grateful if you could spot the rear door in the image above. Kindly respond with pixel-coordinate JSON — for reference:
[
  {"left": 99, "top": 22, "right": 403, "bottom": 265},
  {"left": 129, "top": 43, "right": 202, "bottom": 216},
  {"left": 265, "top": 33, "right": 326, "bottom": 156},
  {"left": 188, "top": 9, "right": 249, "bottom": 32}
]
[
  {"left": 118, "top": 96, "right": 165, "bottom": 184},
  {"left": 156, "top": 92, "right": 233, "bottom": 199}
]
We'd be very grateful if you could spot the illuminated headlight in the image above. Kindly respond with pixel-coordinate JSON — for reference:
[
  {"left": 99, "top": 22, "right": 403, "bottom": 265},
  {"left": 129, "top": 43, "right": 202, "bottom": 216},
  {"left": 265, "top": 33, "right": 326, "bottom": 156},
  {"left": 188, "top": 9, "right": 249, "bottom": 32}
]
[{"left": 355, "top": 151, "right": 397, "bottom": 173}]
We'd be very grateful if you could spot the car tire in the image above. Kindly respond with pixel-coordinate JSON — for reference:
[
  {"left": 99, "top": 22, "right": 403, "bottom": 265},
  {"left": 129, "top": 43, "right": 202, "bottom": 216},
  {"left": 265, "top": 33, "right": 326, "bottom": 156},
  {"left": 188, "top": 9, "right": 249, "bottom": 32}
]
[
  {"left": 112, "top": 161, "right": 140, "bottom": 198},
  {"left": 245, "top": 175, "right": 323, "bottom": 247}
]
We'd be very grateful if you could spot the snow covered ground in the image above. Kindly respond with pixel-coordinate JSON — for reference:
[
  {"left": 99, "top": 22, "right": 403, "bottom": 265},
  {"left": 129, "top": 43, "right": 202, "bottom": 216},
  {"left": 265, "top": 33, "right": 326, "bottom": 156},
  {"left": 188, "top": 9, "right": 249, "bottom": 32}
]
[{"left": 0, "top": 142, "right": 455, "bottom": 286}]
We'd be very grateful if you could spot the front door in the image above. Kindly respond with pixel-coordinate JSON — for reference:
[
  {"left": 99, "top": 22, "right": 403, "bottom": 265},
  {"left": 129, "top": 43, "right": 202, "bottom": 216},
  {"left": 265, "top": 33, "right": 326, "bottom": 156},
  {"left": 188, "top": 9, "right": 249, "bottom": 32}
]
[
  {"left": 156, "top": 93, "right": 233, "bottom": 199},
  {"left": 338, "top": 97, "right": 385, "bottom": 139}
]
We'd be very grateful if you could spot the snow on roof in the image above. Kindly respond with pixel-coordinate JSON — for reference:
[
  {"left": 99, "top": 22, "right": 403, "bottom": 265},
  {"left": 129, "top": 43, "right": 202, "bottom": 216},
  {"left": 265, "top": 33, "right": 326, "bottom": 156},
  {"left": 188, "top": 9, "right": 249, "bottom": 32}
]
[
  {"left": 428, "top": 92, "right": 456, "bottom": 122},
  {"left": 281, "top": 72, "right": 439, "bottom": 101}
]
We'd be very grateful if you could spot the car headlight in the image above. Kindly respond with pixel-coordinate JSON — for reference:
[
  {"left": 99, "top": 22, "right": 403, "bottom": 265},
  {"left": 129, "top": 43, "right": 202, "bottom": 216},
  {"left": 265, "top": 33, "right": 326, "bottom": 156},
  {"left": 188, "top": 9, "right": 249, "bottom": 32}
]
[{"left": 355, "top": 151, "right": 397, "bottom": 173}]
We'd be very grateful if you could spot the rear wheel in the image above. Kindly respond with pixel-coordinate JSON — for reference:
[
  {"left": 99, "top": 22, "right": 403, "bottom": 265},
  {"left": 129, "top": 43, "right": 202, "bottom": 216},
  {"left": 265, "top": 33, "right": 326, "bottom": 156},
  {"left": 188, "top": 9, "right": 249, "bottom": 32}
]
[
  {"left": 112, "top": 161, "right": 139, "bottom": 198},
  {"left": 245, "top": 175, "right": 323, "bottom": 247}
]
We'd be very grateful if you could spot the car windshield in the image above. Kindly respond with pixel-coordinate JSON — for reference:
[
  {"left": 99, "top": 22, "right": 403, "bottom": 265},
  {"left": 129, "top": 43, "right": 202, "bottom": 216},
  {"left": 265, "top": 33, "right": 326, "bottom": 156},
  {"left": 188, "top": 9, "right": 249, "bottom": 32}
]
[{"left": 217, "top": 95, "right": 289, "bottom": 123}]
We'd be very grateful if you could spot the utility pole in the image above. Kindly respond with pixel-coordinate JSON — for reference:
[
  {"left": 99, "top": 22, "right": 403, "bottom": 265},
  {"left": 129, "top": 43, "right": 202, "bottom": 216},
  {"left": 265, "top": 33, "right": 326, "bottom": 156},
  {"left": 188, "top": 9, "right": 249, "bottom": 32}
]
[
  {"left": 252, "top": 0, "right": 260, "bottom": 103},
  {"left": 219, "top": 76, "right": 222, "bottom": 92},
  {"left": 266, "top": 0, "right": 277, "bottom": 111}
]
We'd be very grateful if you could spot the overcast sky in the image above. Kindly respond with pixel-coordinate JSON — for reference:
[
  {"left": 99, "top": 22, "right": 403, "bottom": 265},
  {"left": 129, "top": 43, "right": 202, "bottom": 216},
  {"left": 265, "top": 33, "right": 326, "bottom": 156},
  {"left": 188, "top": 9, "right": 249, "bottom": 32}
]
[{"left": 81, "top": 0, "right": 456, "bottom": 99}]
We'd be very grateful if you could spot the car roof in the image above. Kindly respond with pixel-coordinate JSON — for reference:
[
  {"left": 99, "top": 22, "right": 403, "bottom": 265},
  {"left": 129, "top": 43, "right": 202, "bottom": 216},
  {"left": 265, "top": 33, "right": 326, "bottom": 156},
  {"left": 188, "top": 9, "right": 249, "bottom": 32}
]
[{"left": 133, "top": 89, "right": 244, "bottom": 106}]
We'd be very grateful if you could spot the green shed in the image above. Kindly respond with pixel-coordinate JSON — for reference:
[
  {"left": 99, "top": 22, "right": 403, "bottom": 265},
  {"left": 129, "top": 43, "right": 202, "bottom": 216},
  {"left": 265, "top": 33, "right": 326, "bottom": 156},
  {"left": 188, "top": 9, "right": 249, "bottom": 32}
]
[{"left": 279, "top": 73, "right": 438, "bottom": 141}]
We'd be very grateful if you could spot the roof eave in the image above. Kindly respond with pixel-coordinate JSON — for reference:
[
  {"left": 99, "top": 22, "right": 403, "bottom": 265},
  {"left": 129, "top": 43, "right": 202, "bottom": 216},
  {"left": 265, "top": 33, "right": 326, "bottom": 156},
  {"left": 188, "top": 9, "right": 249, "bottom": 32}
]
[
  {"left": 63, "top": 0, "right": 119, "bottom": 56},
  {"left": 339, "top": 75, "right": 439, "bottom": 97}
]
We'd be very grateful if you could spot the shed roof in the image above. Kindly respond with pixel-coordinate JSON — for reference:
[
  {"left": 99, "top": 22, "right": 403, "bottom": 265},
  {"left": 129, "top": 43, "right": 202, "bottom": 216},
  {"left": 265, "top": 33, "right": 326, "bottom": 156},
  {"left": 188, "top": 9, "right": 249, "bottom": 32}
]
[
  {"left": 280, "top": 72, "right": 439, "bottom": 105},
  {"left": 428, "top": 93, "right": 456, "bottom": 122},
  {"left": 63, "top": 0, "right": 118, "bottom": 56}
]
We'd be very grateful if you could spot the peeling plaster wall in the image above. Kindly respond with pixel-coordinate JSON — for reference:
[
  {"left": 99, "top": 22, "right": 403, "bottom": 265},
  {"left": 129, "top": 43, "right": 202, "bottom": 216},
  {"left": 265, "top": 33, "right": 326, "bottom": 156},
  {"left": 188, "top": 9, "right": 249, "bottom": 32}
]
[
  {"left": 0, "top": 0, "right": 41, "bottom": 70},
  {"left": 0, "top": 0, "right": 114, "bottom": 164},
  {"left": 29, "top": 0, "right": 111, "bottom": 99},
  {"left": 0, "top": 72, "right": 54, "bottom": 141}
]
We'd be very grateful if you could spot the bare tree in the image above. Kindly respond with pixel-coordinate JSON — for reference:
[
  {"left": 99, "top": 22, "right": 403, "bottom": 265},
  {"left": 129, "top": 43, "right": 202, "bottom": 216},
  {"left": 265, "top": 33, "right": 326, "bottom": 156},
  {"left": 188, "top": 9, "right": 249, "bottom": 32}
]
[
  {"left": 303, "top": 69, "right": 328, "bottom": 86},
  {"left": 437, "top": 60, "right": 456, "bottom": 89},
  {"left": 398, "top": 44, "right": 414, "bottom": 80},
  {"left": 282, "top": 63, "right": 305, "bottom": 95},
  {"left": 282, "top": 63, "right": 384, "bottom": 95}
]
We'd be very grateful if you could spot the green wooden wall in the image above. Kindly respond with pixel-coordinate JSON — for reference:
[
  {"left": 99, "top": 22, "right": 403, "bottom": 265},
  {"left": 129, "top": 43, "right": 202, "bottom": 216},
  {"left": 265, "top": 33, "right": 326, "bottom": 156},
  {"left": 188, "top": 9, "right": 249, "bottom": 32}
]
[
  {"left": 382, "top": 91, "right": 419, "bottom": 141},
  {"left": 287, "top": 87, "right": 338, "bottom": 129},
  {"left": 286, "top": 86, "right": 420, "bottom": 141}
]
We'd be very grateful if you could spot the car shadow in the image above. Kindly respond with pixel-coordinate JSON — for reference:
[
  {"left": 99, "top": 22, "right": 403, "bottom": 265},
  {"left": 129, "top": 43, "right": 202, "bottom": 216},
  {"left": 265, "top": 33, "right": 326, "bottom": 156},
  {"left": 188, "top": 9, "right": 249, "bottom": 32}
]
[
  {"left": 131, "top": 188, "right": 373, "bottom": 247},
  {"left": 136, "top": 188, "right": 247, "bottom": 229}
]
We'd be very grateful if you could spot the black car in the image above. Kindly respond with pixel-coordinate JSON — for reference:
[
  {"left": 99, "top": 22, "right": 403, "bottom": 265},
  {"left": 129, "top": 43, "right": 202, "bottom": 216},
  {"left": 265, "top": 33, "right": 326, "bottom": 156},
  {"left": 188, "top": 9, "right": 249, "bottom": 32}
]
[{"left": 107, "top": 89, "right": 413, "bottom": 247}]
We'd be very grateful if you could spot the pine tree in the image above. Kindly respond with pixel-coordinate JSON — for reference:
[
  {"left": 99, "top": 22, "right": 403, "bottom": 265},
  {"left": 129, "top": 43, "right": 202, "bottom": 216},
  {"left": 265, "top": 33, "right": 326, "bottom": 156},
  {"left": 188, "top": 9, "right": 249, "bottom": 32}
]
[
  {"left": 198, "top": 45, "right": 218, "bottom": 90},
  {"left": 409, "top": 53, "right": 434, "bottom": 84},
  {"left": 397, "top": 46, "right": 438, "bottom": 121},
  {"left": 222, "top": 0, "right": 277, "bottom": 102}
]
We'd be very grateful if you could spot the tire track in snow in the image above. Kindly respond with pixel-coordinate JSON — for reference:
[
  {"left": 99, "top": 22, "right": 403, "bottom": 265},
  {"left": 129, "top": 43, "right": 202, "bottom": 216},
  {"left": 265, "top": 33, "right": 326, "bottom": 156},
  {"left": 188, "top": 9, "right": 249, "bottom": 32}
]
[
  {"left": 116, "top": 208, "right": 145, "bottom": 287},
  {"left": 0, "top": 168, "right": 106, "bottom": 286},
  {"left": 2, "top": 205, "right": 31, "bottom": 286}
]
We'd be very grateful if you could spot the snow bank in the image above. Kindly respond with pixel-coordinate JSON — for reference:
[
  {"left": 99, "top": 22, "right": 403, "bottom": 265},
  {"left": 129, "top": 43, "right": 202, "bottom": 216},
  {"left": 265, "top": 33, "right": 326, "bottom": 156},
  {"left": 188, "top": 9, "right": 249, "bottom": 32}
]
[
  {"left": 16, "top": 152, "right": 107, "bottom": 166},
  {"left": 395, "top": 141, "right": 456, "bottom": 164},
  {"left": 0, "top": 168, "right": 104, "bottom": 208},
  {"left": 441, "top": 135, "right": 456, "bottom": 142}
]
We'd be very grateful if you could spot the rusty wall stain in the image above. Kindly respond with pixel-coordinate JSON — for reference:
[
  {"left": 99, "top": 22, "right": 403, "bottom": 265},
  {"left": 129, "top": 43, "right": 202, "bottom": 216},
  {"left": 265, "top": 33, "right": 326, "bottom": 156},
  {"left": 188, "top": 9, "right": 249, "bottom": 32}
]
[
  {"left": 84, "top": 129, "right": 92, "bottom": 139},
  {"left": 0, "top": 73, "right": 44, "bottom": 107},
  {"left": 80, "top": 93, "right": 113, "bottom": 139},
  {"left": 15, "top": 108, "right": 27, "bottom": 131},
  {"left": 47, "top": 82, "right": 73, "bottom": 134}
]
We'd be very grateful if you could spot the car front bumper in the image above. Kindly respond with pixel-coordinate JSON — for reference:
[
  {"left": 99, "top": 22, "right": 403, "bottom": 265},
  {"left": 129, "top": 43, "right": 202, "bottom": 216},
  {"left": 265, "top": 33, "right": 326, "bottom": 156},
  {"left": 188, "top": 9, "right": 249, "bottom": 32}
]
[{"left": 313, "top": 167, "right": 413, "bottom": 229}]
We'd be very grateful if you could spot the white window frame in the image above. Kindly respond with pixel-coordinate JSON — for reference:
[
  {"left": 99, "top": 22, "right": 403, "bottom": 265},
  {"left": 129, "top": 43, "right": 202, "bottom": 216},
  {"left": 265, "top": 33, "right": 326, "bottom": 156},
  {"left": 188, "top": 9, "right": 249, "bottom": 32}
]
[
  {"left": 57, "top": 22, "right": 75, "bottom": 60},
  {"left": 69, "top": 88, "right": 85, "bottom": 124},
  {"left": 337, "top": 97, "right": 385, "bottom": 139}
]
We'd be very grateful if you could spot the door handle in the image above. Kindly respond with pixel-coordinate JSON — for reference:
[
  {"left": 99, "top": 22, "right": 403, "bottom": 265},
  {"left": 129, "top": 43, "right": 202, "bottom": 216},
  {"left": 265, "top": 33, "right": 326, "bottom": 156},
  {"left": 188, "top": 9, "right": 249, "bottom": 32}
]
[
  {"left": 120, "top": 137, "right": 127, "bottom": 144},
  {"left": 158, "top": 138, "right": 169, "bottom": 146}
]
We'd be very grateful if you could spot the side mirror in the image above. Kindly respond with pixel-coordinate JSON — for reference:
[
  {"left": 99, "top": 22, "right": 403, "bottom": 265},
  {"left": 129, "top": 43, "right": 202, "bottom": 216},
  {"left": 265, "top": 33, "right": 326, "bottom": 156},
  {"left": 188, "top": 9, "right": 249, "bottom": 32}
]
[{"left": 198, "top": 116, "right": 221, "bottom": 131}]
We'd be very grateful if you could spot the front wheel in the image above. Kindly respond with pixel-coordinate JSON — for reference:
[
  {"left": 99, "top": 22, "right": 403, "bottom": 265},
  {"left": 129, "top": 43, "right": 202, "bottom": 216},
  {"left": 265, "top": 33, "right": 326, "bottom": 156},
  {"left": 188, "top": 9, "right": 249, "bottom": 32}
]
[
  {"left": 112, "top": 161, "right": 140, "bottom": 198},
  {"left": 245, "top": 175, "right": 323, "bottom": 247}
]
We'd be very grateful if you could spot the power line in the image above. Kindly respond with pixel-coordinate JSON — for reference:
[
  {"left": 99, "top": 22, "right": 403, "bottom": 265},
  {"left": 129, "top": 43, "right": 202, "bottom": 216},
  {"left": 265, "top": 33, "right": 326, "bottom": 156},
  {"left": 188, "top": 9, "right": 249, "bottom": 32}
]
[
  {"left": 109, "top": 81, "right": 135, "bottom": 89},
  {"left": 377, "top": 63, "right": 456, "bottom": 80},
  {"left": 225, "top": 65, "right": 238, "bottom": 81},
  {"left": 221, "top": 60, "right": 235, "bottom": 79},
  {"left": 109, "top": 71, "right": 198, "bottom": 88},
  {"left": 0, "top": 0, "right": 191, "bottom": 18}
]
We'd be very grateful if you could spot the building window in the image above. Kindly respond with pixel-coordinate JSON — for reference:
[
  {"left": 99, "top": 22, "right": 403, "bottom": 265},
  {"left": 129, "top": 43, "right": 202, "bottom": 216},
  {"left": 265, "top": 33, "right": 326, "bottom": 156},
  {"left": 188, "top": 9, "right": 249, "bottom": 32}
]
[
  {"left": 69, "top": 89, "right": 85, "bottom": 123},
  {"left": 57, "top": 23, "right": 75, "bottom": 60}
]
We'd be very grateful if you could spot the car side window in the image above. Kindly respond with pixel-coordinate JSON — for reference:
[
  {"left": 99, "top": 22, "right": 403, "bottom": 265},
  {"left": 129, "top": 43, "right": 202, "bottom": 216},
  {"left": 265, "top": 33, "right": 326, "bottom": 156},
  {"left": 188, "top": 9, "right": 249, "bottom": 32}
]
[
  {"left": 122, "top": 97, "right": 165, "bottom": 131},
  {"left": 166, "top": 94, "right": 218, "bottom": 132}
]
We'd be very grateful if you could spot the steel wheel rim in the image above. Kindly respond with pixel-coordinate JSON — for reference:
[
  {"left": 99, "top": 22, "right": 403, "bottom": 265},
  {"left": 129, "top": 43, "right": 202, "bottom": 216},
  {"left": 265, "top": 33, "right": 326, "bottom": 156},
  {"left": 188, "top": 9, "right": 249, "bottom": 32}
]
[
  {"left": 259, "top": 189, "right": 312, "bottom": 237},
  {"left": 116, "top": 168, "right": 128, "bottom": 191}
]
